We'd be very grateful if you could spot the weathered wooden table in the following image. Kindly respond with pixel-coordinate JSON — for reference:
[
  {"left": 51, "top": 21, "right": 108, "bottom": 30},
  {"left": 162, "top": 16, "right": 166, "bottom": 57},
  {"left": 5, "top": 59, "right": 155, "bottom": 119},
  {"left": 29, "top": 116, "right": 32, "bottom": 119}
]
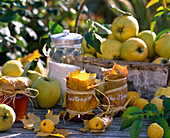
[{"left": 0, "top": 103, "right": 150, "bottom": 138}]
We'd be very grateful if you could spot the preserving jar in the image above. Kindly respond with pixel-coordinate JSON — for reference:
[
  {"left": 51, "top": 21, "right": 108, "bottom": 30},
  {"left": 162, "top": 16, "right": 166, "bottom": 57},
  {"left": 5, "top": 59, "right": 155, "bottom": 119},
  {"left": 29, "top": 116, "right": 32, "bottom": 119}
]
[{"left": 48, "top": 30, "right": 83, "bottom": 105}]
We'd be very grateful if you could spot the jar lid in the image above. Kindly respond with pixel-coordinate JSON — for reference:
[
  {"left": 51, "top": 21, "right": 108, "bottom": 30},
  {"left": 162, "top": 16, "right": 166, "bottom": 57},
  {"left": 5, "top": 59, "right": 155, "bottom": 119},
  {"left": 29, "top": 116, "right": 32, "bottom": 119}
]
[{"left": 50, "top": 30, "right": 83, "bottom": 45}]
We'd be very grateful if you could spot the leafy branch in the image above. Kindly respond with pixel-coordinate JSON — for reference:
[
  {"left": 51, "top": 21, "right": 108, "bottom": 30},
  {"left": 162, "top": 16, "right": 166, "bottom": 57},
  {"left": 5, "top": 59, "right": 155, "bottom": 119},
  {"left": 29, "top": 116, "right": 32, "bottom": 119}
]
[
  {"left": 146, "top": 0, "right": 170, "bottom": 32},
  {"left": 120, "top": 97, "right": 170, "bottom": 138}
]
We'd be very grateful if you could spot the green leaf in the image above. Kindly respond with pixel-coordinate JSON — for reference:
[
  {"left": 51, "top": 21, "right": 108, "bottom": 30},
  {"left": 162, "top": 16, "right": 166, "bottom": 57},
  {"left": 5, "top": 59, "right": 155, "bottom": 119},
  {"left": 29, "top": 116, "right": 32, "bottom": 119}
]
[
  {"left": 146, "top": 0, "right": 159, "bottom": 8},
  {"left": 84, "top": 31, "right": 101, "bottom": 54},
  {"left": 130, "top": 119, "right": 142, "bottom": 138},
  {"left": 120, "top": 117, "right": 138, "bottom": 131},
  {"left": 0, "top": 10, "right": 17, "bottom": 22},
  {"left": 150, "top": 11, "right": 164, "bottom": 32},
  {"left": 163, "top": 98, "right": 170, "bottom": 110},
  {"left": 142, "top": 103, "right": 158, "bottom": 113},
  {"left": 155, "top": 117, "right": 170, "bottom": 138},
  {"left": 121, "top": 106, "right": 142, "bottom": 121},
  {"left": 110, "top": 4, "right": 132, "bottom": 16},
  {"left": 146, "top": 111, "right": 154, "bottom": 118},
  {"left": 49, "top": 20, "right": 63, "bottom": 34},
  {"left": 153, "top": 29, "right": 170, "bottom": 47},
  {"left": 93, "top": 21, "right": 112, "bottom": 35},
  {"left": 46, "top": 35, "right": 51, "bottom": 49},
  {"left": 157, "top": 6, "right": 164, "bottom": 12},
  {"left": 21, "top": 59, "right": 38, "bottom": 77}
]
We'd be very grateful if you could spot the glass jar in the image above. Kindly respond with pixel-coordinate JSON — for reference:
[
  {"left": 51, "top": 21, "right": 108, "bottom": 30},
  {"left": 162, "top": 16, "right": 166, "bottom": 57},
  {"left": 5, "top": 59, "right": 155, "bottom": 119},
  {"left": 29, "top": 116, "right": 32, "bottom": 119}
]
[{"left": 48, "top": 30, "right": 83, "bottom": 105}]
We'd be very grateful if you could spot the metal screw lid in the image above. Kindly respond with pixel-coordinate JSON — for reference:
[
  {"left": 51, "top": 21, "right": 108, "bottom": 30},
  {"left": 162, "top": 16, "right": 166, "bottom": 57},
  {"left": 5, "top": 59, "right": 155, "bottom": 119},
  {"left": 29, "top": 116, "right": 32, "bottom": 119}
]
[{"left": 50, "top": 30, "right": 83, "bottom": 45}]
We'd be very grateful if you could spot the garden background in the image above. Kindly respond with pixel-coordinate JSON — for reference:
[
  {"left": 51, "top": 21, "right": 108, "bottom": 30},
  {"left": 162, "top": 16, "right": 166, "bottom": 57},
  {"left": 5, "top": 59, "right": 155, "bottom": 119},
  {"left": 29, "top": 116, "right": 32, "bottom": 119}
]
[{"left": 0, "top": 0, "right": 169, "bottom": 66}]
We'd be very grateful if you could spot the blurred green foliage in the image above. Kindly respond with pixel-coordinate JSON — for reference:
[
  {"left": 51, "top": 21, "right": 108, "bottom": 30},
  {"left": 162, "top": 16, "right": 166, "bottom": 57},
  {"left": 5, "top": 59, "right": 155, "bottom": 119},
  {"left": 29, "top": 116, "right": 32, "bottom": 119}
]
[
  {"left": 0, "top": 0, "right": 169, "bottom": 66},
  {"left": 0, "top": 0, "right": 83, "bottom": 65}
]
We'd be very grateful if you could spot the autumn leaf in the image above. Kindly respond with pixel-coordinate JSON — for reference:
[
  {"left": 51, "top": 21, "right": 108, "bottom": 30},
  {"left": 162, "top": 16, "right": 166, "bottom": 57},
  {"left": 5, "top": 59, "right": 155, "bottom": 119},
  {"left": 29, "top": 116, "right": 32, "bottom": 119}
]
[
  {"left": 35, "top": 131, "right": 65, "bottom": 137},
  {"left": 102, "top": 115, "right": 114, "bottom": 128},
  {"left": 67, "top": 69, "right": 96, "bottom": 91},
  {"left": 146, "top": 0, "right": 159, "bottom": 8},
  {"left": 53, "top": 129, "right": 75, "bottom": 137},
  {"left": 45, "top": 110, "right": 60, "bottom": 124},
  {"left": 80, "top": 120, "right": 91, "bottom": 132},
  {"left": 18, "top": 49, "right": 42, "bottom": 64},
  {"left": 21, "top": 112, "right": 41, "bottom": 132},
  {"left": 103, "top": 62, "right": 128, "bottom": 80}
]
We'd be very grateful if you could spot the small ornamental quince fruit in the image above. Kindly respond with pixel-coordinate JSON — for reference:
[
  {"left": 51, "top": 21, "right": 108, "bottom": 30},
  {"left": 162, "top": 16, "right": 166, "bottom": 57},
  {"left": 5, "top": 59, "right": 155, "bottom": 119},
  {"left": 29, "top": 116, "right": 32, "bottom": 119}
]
[
  {"left": 147, "top": 123, "right": 164, "bottom": 138},
  {"left": 150, "top": 95, "right": 165, "bottom": 112},
  {"left": 133, "top": 98, "right": 149, "bottom": 110},
  {"left": 40, "top": 119, "right": 55, "bottom": 133},
  {"left": 89, "top": 117, "right": 104, "bottom": 130},
  {"left": 126, "top": 91, "right": 140, "bottom": 106},
  {"left": 152, "top": 57, "right": 170, "bottom": 65},
  {"left": 154, "top": 86, "right": 170, "bottom": 97}
]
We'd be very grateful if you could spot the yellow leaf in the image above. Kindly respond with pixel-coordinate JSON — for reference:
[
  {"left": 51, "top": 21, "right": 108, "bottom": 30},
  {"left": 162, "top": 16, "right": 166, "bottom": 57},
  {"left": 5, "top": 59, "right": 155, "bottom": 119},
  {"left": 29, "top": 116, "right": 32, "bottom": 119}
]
[
  {"left": 161, "top": 0, "right": 167, "bottom": 8},
  {"left": 103, "top": 62, "right": 128, "bottom": 80},
  {"left": 157, "top": 6, "right": 164, "bottom": 11},
  {"left": 67, "top": 69, "right": 96, "bottom": 91},
  {"left": 35, "top": 131, "right": 51, "bottom": 137},
  {"left": 53, "top": 129, "right": 74, "bottom": 137},
  {"left": 51, "top": 133, "right": 65, "bottom": 137},
  {"left": 45, "top": 110, "right": 60, "bottom": 125},
  {"left": 146, "top": 0, "right": 159, "bottom": 8},
  {"left": 35, "top": 131, "right": 67, "bottom": 137},
  {"left": 18, "top": 49, "right": 42, "bottom": 64}
]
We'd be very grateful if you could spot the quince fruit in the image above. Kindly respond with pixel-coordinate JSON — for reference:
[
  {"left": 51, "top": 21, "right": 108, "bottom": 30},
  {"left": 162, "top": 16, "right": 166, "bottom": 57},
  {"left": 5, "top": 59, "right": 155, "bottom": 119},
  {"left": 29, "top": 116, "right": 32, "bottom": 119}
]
[
  {"left": 32, "top": 77, "right": 61, "bottom": 108},
  {"left": 155, "top": 33, "right": 170, "bottom": 58},
  {"left": 82, "top": 53, "right": 96, "bottom": 58},
  {"left": 40, "top": 119, "right": 55, "bottom": 133},
  {"left": 107, "top": 33, "right": 116, "bottom": 40},
  {"left": 97, "top": 39, "right": 122, "bottom": 60},
  {"left": 147, "top": 123, "right": 164, "bottom": 138},
  {"left": 81, "top": 37, "right": 96, "bottom": 55},
  {"left": 120, "top": 38, "right": 148, "bottom": 61},
  {"left": 138, "top": 30, "right": 156, "bottom": 58},
  {"left": 26, "top": 70, "right": 42, "bottom": 87},
  {"left": 154, "top": 86, "right": 170, "bottom": 97},
  {"left": 111, "top": 15, "right": 139, "bottom": 42},
  {"left": 133, "top": 98, "right": 149, "bottom": 110},
  {"left": 152, "top": 57, "right": 170, "bottom": 65},
  {"left": 1, "top": 60, "right": 24, "bottom": 77},
  {"left": 89, "top": 117, "right": 104, "bottom": 130},
  {"left": 126, "top": 91, "right": 140, "bottom": 106},
  {"left": 0, "top": 104, "right": 16, "bottom": 131},
  {"left": 150, "top": 95, "right": 165, "bottom": 112}
]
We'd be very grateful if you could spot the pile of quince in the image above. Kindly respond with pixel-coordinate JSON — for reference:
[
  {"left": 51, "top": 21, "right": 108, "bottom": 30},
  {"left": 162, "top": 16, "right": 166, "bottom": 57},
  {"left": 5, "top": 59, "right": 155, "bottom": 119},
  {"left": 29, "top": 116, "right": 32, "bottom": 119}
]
[
  {"left": 126, "top": 86, "right": 170, "bottom": 112},
  {"left": 82, "top": 14, "right": 170, "bottom": 65}
]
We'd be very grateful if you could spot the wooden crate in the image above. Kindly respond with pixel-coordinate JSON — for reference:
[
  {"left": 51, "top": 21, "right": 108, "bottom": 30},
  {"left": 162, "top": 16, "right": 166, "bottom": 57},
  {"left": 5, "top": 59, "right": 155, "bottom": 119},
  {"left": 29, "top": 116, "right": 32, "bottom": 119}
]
[{"left": 65, "top": 56, "right": 169, "bottom": 101}]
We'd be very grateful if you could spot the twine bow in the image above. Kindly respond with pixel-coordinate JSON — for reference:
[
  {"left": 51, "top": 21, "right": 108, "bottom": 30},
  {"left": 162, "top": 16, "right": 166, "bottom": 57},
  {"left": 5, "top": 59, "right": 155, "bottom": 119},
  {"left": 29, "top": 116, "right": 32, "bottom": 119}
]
[{"left": 0, "top": 87, "right": 39, "bottom": 109}]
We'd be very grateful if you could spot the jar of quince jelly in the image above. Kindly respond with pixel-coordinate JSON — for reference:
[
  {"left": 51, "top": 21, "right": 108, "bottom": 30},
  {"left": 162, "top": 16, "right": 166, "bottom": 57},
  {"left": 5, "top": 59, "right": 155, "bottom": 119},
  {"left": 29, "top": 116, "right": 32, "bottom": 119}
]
[
  {"left": 0, "top": 94, "right": 29, "bottom": 121},
  {"left": 48, "top": 30, "right": 83, "bottom": 105}
]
